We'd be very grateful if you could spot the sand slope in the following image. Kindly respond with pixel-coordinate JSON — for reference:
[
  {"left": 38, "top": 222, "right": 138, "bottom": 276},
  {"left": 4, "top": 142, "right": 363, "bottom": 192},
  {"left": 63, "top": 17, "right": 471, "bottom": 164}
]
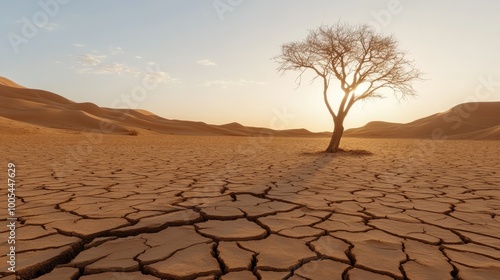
[
  {"left": 0, "top": 77, "right": 329, "bottom": 137},
  {"left": 345, "top": 102, "right": 500, "bottom": 140}
]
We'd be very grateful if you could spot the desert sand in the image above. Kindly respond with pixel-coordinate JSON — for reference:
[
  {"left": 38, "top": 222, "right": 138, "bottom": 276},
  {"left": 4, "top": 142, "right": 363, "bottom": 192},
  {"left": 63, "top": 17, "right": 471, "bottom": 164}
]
[
  {"left": 0, "top": 134, "right": 499, "bottom": 279},
  {"left": 1, "top": 77, "right": 500, "bottom": 279}
]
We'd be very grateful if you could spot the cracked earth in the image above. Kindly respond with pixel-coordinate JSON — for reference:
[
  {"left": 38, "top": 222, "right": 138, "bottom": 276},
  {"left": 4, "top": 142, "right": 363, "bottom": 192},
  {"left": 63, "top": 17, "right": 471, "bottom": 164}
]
[{"left": 0, "top": 135, "right": 499, "bottom": 280}]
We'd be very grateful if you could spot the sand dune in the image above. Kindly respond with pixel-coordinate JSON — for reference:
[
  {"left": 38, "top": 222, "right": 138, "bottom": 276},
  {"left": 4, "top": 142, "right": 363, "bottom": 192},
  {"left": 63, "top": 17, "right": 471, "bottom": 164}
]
[
  {"left": 1, "top": 76, "right": 498, "bottom": 139},
  {"left": 345, "top": 102, "right": 500, "bottom": 140},
  {"left": 0, "top": 77, "right": 328, "bottom": 137}
]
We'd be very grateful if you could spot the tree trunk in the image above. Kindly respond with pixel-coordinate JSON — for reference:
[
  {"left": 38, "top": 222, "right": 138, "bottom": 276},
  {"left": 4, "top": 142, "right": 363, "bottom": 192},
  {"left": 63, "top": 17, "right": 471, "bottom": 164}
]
[{"left": 326, "top": 120, "right": 344, "bottom": 153}]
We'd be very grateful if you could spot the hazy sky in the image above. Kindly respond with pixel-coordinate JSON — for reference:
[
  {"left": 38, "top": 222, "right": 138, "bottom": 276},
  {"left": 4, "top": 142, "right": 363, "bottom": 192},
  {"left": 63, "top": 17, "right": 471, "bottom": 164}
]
[{"left": 1, "top": 1, "right": 499, "bottom": 132}]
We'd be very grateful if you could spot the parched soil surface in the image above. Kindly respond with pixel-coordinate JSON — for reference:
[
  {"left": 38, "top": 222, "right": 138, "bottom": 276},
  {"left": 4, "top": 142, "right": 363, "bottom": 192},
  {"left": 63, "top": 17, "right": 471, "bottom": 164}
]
[{"left": 0, "top": 135, "right": 499, "bottom": 280}]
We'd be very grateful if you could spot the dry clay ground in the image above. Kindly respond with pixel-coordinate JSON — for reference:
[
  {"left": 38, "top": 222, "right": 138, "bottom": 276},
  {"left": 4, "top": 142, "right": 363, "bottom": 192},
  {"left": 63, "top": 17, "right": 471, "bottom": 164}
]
[{"left": 0, "top": 135, "right": 499, "bottom": 280}]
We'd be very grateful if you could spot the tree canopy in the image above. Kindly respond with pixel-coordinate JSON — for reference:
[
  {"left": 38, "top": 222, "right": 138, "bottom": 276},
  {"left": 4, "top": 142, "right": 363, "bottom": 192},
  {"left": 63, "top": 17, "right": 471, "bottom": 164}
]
[{"left": 275, "top": 23, "right": 423, "bottom": 152}]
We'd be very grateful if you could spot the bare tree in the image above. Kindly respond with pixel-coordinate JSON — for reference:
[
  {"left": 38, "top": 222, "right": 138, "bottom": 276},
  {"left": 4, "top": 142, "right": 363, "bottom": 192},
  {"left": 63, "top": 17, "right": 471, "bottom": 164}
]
[{"left": 274, "top": 23, "right": 423, "bottom": 153}]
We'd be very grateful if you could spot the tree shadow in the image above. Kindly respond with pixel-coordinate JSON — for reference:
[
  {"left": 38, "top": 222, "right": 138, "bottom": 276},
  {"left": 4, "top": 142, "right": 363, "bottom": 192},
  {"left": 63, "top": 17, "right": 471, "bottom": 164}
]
[{"left": 300, "top": 148, "right": 373, "bottom": 157}]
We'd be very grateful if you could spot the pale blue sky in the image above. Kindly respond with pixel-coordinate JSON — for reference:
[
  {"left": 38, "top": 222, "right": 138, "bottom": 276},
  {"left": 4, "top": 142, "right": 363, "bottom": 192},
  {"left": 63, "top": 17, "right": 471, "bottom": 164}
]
[{"left": 1, "top": 1, "right": 499, "bottom": 132}]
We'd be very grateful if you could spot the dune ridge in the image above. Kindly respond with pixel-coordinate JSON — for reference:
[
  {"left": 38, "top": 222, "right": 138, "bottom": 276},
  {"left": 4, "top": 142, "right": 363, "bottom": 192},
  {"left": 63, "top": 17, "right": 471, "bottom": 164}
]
[{"left": 0, "top": 76, "right": 24, "bottom": 88}]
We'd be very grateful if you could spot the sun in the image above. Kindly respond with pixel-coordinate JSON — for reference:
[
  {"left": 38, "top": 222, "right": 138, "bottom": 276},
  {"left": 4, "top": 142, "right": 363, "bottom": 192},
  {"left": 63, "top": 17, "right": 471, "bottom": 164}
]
[{"left": 353, "top": 83, "right": 371, "bottom": 96}]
